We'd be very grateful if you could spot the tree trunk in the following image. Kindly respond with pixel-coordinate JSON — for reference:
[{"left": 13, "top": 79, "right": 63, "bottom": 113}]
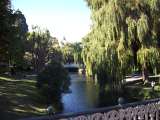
[{"left": 142, "top": 63, "right": 148, "bottom": 83}]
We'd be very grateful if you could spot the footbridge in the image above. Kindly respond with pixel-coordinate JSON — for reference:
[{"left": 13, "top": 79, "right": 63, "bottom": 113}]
[{"left": 64, "top": 63, "right": 83, "bottom": 73}]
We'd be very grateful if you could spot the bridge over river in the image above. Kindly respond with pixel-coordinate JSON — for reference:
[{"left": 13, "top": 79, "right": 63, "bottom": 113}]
[{"left": 63, "top": 63, "right": 84, "bottom": 73}]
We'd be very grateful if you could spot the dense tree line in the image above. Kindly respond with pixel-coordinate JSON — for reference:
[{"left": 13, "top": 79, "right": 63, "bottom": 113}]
[
  {"left": 0, "top": 0, "right": 28, "bottom": 69},
  {"left": 61, "top": 42, "right": 83, "bottom": 64},
  {"left": 9, "top": 10, "right": 28, "bottom": 67},
  {"left": 0, "top": 0, "right": 28, "bottom": 64},
  {"left": 83, "top": 0, "right": 160, "bottom": 95},
  {"left": 0, "top": 1, "right": 71, "bottom": 110},
  {"left": 0, "top": 0, "right": 83, "bottom": 70},
  {"left": 0, "top": 0, "right": 63, "bottom": 72},
  {"left": 0, "top": 0, "right": 11, "bottom": 62}
]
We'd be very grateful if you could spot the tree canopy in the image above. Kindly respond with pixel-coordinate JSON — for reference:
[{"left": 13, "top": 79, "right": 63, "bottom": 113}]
[
  {"left": 8, "top": 10, "right": 28, "bottom": 67},
  {"left": 83, "top": 0, "right": 160, "bottom": 93},
  {"left": 0, "top": 1, "right": 29, "bottom": 68},
  {"left": 61, "top": 42, "right": 83, "bottom": 64},
  {"left": 26, "top": 26, "right": 53, "bottom": 72},
  {"left": 0, "top": 0, "right": 12, "bottom": 62}
]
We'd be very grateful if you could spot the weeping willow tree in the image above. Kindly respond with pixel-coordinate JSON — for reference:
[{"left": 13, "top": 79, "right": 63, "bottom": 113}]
[
  {"left": 82, "top": 0, "right": 160, "bottom": 94},
  {"left": 72, "top": 42, "right": 83, "bottom": 64}
]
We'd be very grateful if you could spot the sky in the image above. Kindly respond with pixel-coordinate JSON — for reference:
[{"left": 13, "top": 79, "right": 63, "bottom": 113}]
[{"left": 12, "top": 0, "right": 91, "bottom": 42}]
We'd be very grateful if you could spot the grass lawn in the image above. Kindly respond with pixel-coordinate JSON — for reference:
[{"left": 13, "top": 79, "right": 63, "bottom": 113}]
[
  {"left": 0, "top": 75, "right": 47, "bottom": 120},
  {"left": 124, "top": 79, "right": 160, "bottom": 101}
]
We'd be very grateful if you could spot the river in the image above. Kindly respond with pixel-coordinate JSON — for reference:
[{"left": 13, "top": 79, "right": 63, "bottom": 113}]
[
  {"left": 61, "top": 72, "right": 145, "bottom": 113},
  {"left": 62, "top": 73, "right": 99, "bottom": 113}
]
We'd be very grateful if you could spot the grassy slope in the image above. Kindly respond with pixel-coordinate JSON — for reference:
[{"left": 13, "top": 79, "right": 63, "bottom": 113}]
[
  {"left": 124, "top": 80, "right": 160, "bottom": 101},
  {"left": 0, "top": 75, "right": 46, "bottom": 120}
]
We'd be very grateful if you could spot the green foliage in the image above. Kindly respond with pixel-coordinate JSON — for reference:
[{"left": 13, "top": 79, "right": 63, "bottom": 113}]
[
  {"left": 8, "top": 10, "right": 28, "bottom": 67},
  {"left": 83, "top": 0, "right": 160, "bottom": 93},
  {"left": 0, "top": 0, "right": 29, "bottom": 71},
  {"left": 139, "top": 89, "right": 152, "bottom": 100},
  {"left": 26, "top": 26, "right": 53, "bottom": 72},
  {"left": 37, "top": 60, "right": 70, "bottom": 109},
  {"left": 137, "top": 47, "right": 160, "bottom": 67},
  {"left": 0, "top": 0, "right": 11, "bottom": 62},
  {"left": 72, "top": 42, "right": 83, "bottom": 64},
  {"left": 137, "top": 14, "right": 149, "bottom": 45},
  {"left": 61, "top": 43, "right": 74, "bottom": 63},
  {"left": 61, "top": 42, "right": 83, "bottom": 64}
]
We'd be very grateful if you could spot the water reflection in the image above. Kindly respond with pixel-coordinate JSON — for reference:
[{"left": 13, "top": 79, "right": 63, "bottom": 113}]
[
  {"left": 61, "top": 73, "right": 141, "bottom": 113},
  {"left": 62, "top": 73, "right": 99, "bottom": 113}
]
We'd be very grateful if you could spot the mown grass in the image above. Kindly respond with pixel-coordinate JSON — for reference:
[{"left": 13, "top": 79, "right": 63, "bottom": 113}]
[
  {"left": 0, "top": 75, "right": 47, "bottom": 120},
  {"left": 124, "top": 79, "right": 160, "bottom": 101}
]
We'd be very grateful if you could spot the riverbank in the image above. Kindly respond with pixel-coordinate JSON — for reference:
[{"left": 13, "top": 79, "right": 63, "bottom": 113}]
[
  {"left": 0, "top": 75, "right": 46, "bottom": 120},
  {"left": 0, "top": 73, "right": 160, "bottom": 120}
]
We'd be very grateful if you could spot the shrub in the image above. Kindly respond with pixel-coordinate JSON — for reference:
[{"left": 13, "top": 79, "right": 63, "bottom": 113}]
[{"left": 37, "top": 60, "right": 70, "bottom": 110}]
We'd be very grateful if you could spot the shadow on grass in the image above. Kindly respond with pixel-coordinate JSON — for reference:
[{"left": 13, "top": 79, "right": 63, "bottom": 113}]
[{"left": 0, "top": 75, "right": 47, "bottom": 120}]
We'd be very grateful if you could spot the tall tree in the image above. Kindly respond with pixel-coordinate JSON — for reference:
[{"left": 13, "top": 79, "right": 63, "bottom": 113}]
[
  {"left": 48, "top": 37, "right": 63, "bottom": 62},
  {"left": 61, "top": 42, "right": 83, "bottom": 64},
  {"left": 0, "top": 0, "right": 11, "bottom": 62},
  {"left": 83, "top": 0, "right": 160, "bottom": 94},
  {"left": 8, "top": 10, "right": 28, "bottom": 67},
  {"left": 0, "top": 1, "right": 28, "bottom": 69},
  {"left": 27, "top": 26, "right": 52, "bottom": 72},
  {"left": 72, "top": 42, "right": 83, "bottom": 64},
  {"left": 61, "top": 43, "right": 74, "bottom": 64}
]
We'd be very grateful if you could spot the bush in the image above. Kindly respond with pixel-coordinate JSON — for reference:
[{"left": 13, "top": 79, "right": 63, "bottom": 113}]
[
  {"left": 37, "top": 60, "right": 70, "bottom": 110},
  {"left": 0, "top": 63, "right": 9, "bottom": 74}
]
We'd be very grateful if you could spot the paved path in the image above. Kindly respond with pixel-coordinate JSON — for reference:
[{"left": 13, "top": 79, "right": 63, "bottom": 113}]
[{"left": 125, "top": 74, "right": 160, "bottom": 83}]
